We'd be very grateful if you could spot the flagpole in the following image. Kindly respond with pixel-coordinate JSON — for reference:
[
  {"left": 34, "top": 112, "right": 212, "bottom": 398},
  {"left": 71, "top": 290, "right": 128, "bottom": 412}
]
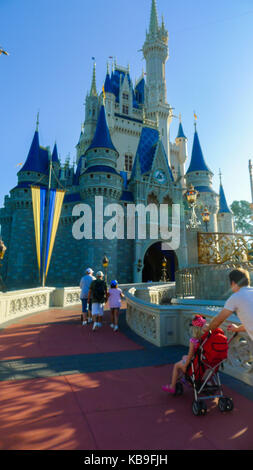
[{"left": 42, "top": 158, "right": 52, "bottom": 287}]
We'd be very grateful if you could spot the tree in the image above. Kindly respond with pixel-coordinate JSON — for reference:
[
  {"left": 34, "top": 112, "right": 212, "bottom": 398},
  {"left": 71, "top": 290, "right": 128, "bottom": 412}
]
[{"left": 230, "top": 200, "right": 253, "bottom": 234}]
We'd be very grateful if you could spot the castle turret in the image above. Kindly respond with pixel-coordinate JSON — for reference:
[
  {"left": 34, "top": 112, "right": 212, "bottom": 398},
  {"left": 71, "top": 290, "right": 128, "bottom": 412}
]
[
  {"left": 78, "top": 103, "right": 123, "bottom": 280},
  {"left": 18, "top": 123, "right": 49, "bottom": 187},
  {"left": 217, "top": 172, "right": 234, "bottom": 233},
  {"left": 80, "top": 103, "right": 122, "bottom": 200},
  {"left": 173, "top": 119, "right": 188, "bottom": 186},
  {"left": 76, "top": 62, "right": 100, "bottom": 160},
  {"left": 185, "top": 123, "right": 219, "bottom": 232}
]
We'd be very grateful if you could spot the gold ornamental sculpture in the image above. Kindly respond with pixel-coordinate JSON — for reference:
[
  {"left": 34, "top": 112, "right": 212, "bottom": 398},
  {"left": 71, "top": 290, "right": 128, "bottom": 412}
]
[
  {"left": 0, "top": 239, "right": 7, "bottom": 260},
  {"left": 198, "top": 232, "right": 253, "bottom": 266}
]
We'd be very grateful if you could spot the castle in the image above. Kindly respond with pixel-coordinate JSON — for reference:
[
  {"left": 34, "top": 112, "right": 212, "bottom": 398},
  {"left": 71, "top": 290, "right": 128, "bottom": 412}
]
[{"left": 0, "top": 0, "right": 234, "bottom": 290}]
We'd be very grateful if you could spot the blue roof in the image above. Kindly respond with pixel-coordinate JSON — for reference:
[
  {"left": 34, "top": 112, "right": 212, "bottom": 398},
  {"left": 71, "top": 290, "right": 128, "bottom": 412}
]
[
  {"left": 87, "top": 105, "right": 118, "bottom": 153},
  {"left": 176, "top": 122, "right": 186, "bottom": 139},
  {"left": 52, "top": 143, "right": 60, "bottom": 163},
  {"left": 64, "top": 192, "right": 81, "bottom": 203},
  {"left": 84, "top": 165, "right": 118, "bottom": 175},
  {"left": 135, "top": 78, "right": 145, "bottom": 105},
  {"left": 19, "top": 130, "right": 49, "bottom": 175},
  {"left": 73, "top": 155, "right": 84, "bottom": 185},
  {"left": 132, "top": 127, "right": 159, "bottom": 176},
  {"left": 107, "top": 68, "right": 143, "bottom": 109},
  {"left": 131, "top": 127, "right": 174, "bottom": 181},
  {"left": 195, "top": 185, "right": 217, "bottom": 195},
  {"left": 104, "top": 72, "right": 114, "bottom": 94},
  {"left": 11, "top": 181, "right": 47, "bottom": 191},
  {"left": 120, "top": 190, "right": 134, "bottom": 202},
  {"left": 186, "top": 130, "right": 211, "bottom": 174},
  {"left": 219, "top": 183, "right": 231, "bottom": 213}
]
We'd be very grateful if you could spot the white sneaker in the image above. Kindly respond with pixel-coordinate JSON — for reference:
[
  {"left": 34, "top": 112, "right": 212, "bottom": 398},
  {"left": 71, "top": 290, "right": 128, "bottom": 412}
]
[
  {"left": 97, "top": 322, "right": 102, "bottom": 327},
  {"left": 114, "top": 325, "right": 119, "bottom": 332},
  {"left": 93, "top": 322, "right": 98, "bottom": 331},
  {"left": 82, "top": 321, "right": 88, "bottom": 326},
  {"left": 110, "top": 323, "right": 114, "bottom": 329}
]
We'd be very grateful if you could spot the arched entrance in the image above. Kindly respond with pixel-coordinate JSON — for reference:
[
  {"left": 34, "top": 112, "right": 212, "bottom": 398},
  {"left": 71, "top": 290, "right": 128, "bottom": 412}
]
[{"left": 142, "top": 242, "right": 178, "bottom": 282}]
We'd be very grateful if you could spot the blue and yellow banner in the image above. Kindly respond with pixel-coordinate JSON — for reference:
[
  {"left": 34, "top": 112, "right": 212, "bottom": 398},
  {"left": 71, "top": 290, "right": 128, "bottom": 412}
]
[{"left": 31, "top": 186, "right": 65, "bottom": 284}]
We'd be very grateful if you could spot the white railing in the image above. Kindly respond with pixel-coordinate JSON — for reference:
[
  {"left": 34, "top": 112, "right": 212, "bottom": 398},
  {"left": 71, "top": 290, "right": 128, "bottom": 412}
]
[{"left": 0, "top": 287, "right": 55, "bottom": 324}]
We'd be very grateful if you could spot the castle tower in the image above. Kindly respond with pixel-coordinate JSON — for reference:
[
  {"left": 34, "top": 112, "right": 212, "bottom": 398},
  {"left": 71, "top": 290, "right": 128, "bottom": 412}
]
[
  {"left": 143, "top": 0, "right": 172, "bottom": 159},
  {"left": 174, "top": 119, "right": 188, "bottom": 186},
  {"left": 185, "top": 123, "right": 219, "bottom": 232},
  {"left": 0, "top": 121, "right": 52, "bottom": 288},
  {"left": 76, "top": 61, "right": 100, "bottom": 161},
  {"left": 217, "top": 171, "right": 234, "bottom": 233},
  {"left": 79, "top": 103, "right": 123, "bottom": 280}
]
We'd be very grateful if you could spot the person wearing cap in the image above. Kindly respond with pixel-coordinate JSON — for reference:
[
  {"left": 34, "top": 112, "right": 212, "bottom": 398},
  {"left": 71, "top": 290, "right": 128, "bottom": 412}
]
[
  {"left": 162, "top": 314, "right": 207, "bottom": 395},
  {"left": 88, "top": 271, "right": 108, "bottom": 331},
  {"left": 108, "top": 280, "right": 124, "bottom": 332},
  {"left": 80, "top": 268, "right": 95, "bottom": 325}
]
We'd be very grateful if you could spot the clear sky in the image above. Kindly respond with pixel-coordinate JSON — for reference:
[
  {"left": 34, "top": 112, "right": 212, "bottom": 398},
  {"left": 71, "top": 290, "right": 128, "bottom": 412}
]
[{"left": 0, "top": 0, "right": 253, "bottom": 208}]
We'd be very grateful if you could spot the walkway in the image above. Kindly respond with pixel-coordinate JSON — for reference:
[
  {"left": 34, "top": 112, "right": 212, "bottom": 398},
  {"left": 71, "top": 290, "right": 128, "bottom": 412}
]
[{"left": 0, "top": 302, "right": 253, "bottom": 450}]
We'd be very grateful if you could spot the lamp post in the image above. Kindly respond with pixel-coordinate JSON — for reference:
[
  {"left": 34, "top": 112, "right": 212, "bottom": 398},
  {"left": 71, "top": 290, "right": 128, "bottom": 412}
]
[
  {"left": 201, "top": 207, "right": 210, "bottom": 232},
  {"left": 185, "top": 184, "right": 201, "bottom": 230},
  {"left": 249, "top": 160, "right": 253, "bottom": 221},
  {"left": 137, "top": 259, "right": 142, "bottom": 272},
  {"left": 0, "top": 239, "right": 7, "bottom": 291},
  {"left": 160, "top": 257, "right": 168, "bottom": 282},
  {"left": 102, "top": 254, "right": 109, "bottom": 284}
]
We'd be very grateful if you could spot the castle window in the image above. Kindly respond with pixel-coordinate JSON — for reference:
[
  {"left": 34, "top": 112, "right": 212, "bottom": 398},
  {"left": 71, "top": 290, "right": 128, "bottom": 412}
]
[
  {"left": 123, "top": 93, "right": 129, "bottom": 101},
  {"left": 125, "top": 154, "right": 133, "bottom": 172},
  {"left": 123, "top": 105, "right": 129, "bottom": 115}
]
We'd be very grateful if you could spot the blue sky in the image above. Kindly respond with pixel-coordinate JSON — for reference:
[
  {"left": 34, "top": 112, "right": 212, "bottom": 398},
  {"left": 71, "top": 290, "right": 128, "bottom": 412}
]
[{"left": 0, "top": 0, "right": 253, "bottom": 207}]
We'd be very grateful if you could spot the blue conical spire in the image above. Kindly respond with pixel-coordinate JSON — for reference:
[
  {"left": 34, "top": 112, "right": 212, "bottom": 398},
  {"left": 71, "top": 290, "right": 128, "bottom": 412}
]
[
  {"left": 176, "top": 122, "right": 186, "bottom": 139},
  {"left": 19, "top": 129, "right": 48, "bottom": 175},
  {"left": 52, "top": 143, "right": 60, "bottom": 164},
  {"left": 88, "top": 104, "right": 117, "bottom": 153},
  {"left": 104, "top": 65, "right": 114, "bottom": 94},
  {"left": 219, "top": 175, "right": 231, "bottom": 213},
  {"left": 186, "top": 128, "right": 211, "bottom": 174}
]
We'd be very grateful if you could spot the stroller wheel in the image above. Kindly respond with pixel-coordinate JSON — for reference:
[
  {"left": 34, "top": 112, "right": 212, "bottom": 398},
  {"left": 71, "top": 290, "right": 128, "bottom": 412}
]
[
  {"left": 192, "top": 400, "right": 207, "bottom": 416},
  {"left": 218, "top": 397, "right": 234, "bottom": 412},
  {"left": 175, "top": 382, "right": 184, "bottom": 396}
]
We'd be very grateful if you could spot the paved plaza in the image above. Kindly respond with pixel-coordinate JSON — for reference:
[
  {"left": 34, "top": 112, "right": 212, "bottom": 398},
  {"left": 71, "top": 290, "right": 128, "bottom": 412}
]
[{"left": 0, "top": 302, "right": 253, "bottom": 451}]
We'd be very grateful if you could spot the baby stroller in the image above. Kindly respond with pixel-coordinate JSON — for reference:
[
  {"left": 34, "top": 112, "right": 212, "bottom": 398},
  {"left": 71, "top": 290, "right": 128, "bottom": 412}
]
[{"left": 175, "top": 328, "right": 237, "bottom": 416}]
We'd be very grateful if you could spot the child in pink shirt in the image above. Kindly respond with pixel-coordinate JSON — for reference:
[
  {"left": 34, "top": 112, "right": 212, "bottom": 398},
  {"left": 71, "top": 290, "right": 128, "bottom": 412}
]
[
  {"left": 108, "top": 280, "right": 124, "bottom": 332},
  {"left": 162, "top": 315, "right": 207, "bottom": 394}
]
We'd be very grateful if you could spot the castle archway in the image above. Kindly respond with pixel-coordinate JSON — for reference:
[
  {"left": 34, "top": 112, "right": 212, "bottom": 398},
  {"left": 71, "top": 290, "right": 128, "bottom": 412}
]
[{"left": 142, "top": 241, "right": 178, "bottom": 282}]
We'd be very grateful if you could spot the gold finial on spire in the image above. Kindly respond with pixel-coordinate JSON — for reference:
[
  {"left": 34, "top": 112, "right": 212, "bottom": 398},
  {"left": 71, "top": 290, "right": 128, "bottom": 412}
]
[
  {"left": 36, "top": 111, "right": 40, "bottom": 131},
  {"left": 194, "top": 111, "right": 197, "bottom": 130}
]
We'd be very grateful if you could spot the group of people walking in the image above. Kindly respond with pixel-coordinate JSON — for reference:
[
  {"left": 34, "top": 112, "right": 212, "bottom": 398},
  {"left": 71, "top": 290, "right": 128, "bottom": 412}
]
[{"left": 80, "top": 268, "right": 124, "bottom": 332}]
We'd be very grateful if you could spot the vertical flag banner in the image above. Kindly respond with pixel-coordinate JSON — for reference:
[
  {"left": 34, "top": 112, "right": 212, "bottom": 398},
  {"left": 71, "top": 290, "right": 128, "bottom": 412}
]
[
  {"left": 31, "top": 186, "right": 46, "bottom": 278},
  {"left": 44, "top": 189, "right": 65, "bottom": 280},
  {"left": 31, "top": 187, "right": 65, "bottom": 284}
]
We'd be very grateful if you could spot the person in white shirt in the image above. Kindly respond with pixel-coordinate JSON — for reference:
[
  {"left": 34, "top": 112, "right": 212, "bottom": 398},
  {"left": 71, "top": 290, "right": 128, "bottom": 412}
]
[
  {"left": 80, "top": 268, "right": 96, "bottom": 326},
  {"left": 207, "top": 268, "right": 253, "bottom": 340}
]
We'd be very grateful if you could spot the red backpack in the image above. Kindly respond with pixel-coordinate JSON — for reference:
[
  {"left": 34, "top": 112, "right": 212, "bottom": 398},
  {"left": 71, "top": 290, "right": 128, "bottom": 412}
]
[{"left": 200, "top": 328, "right": 228, "bottom": 367}]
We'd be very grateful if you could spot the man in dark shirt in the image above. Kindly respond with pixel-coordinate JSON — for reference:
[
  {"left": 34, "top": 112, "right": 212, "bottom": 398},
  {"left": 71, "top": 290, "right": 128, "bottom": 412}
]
[{"left": 88, "top": 271, "right": 108, "bottom": 331}]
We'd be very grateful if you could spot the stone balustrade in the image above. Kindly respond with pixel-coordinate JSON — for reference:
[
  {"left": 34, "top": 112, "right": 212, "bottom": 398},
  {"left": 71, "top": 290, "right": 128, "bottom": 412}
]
[{"left": 0, "top": 287, "right": 55, "bottom": 324}]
